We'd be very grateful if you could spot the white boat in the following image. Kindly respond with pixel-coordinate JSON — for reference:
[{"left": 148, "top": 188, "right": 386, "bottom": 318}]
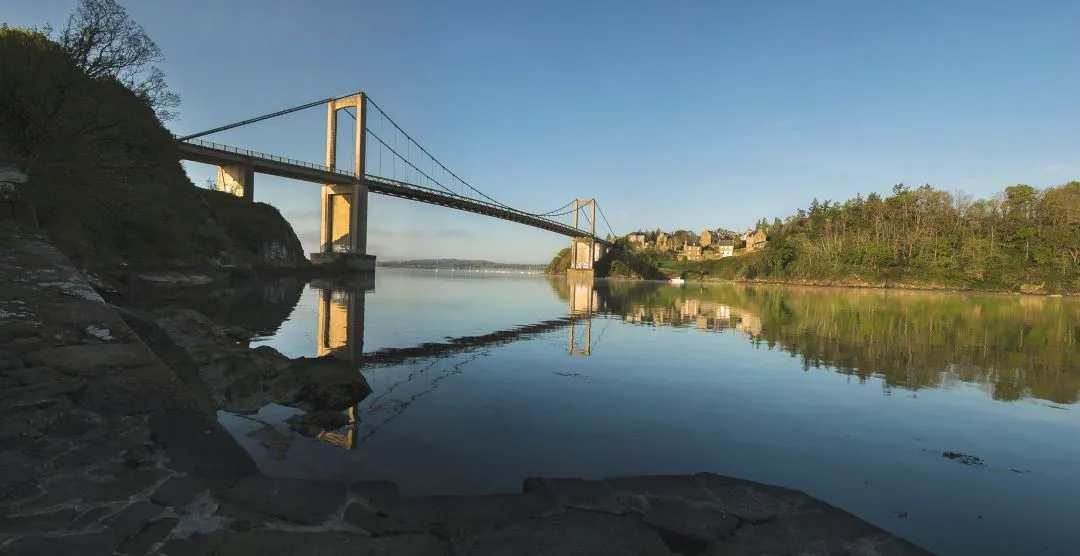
[{"left": 669, "top": 277, "right": 685, "bottom": 284}]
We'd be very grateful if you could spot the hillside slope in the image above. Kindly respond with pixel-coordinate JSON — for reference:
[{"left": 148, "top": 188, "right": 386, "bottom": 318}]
[{"left": 0, "top": 27, "right": 305, "bottom": 270}]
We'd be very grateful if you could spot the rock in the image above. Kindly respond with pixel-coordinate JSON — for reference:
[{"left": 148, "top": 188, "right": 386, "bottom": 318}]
[
  {"left": 3, "top": 365, "right": 60, "bottom": 385},
  {"left": 72, "top": 370, "right": 183, "bottom": 415},
  {"left": 148, "top": 409, "right": 257, "bottom": 487},
  {"left": 0, "top": 164, "right": 28, "bottom": 184},
  {"left": 246, "top": 425, "right": 292, "bottom": 460},
  {"left": 52, "top": 436, "right": 140, "bottom": 470},
  {"left": 523, "top": 477, "right": 625, "bottom": 514},
  {"left": 292, "top": 356, "right": 373, "bottom": 411},
  {"left": 286, "top": 410, "right": 349, "bottom": 437},
  {"left": 104, "top": 501, "right": 165, "bottom": 539},
  {"left": 641, "top": 501, "right": 740, "bottom": 554},
  {"left": 1, "top": 531, "right": 122, "bottom": 556},
  {"left": 23, "top": 343, "right": 157, "bottom": 373},
  {"left": 0, "top": 508, "right": 76, "bottom": 534},
  {"left": 396, "top": 492, "right": 557, "bottom": 531},
  {"left": 607, "top": 474, "right": 717, "bottom": 506},
  {"left": 0, "top": 380, "right": 83, "bottom": 411},
  {"left": 159, "top": 530, "right": 226, "bottom": 556},
  {"left": 693, "top": 473, "right": 824, "bottom": 523},
  {"left": 0, "top": 350, "right": 23, "bottom": 372},
  {"left": 703, "top": 511, "right": 933, "bottom": 556},
  {"left": 209, "top": 530, "right": 445, "bottom": 556},
  {"left": 343, "top": 503, "right": 415, "bottom": 536},
  {"left": 71, "top": 506, "right": 113, "bottom": 530},
  {"left": 117, "top": 517, "right": 178, "bottom": 554},
  {"left": 39, "top": 412, "right": 98, "bottom": 438},
  {"left": 224, "top": 476, "right": 346, "bottom": 525},
  {"left": 151, "top": 476, "right": 207, "bottom": 509},
  {"left": 452, "top": 510, "right": 671, "bottom": 556},
  {"left": 348, "top": 480, "right": 400, "bottom": 513}
]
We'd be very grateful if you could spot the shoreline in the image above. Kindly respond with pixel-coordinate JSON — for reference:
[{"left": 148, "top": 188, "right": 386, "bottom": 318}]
[
  {"left": 550, "top": 272, "right": 1075, "bottom": 297},
  {"left": 0, "top": 233, "right": 935, "bottom": 555}
]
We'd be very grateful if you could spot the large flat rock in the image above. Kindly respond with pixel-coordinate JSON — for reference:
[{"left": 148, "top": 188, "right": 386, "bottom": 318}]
[
  {"left": 223, "top": 476, "right": 346, "bottom": 525},
  {"left": 451, "top": 510, "right": 671, "bottom": 556},
  {"left": 704, "top": 511, "right": 933, "bottom": 556},
  {"left": 160, "top": 530, "right": 447, "bottom": 556}
]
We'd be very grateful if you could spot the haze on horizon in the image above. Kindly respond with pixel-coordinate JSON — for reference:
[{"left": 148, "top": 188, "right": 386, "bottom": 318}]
[{"left": 6, "top": 0, "right": 1079, "bottom": 263}]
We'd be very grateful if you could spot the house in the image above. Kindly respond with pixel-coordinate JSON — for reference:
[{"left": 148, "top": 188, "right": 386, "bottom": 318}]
[
  {"left": 627, "top": 233, "right": 646, "bottom": 250},
  {"left": 684, "top": 243, "right": 703, "bottom": 261},
  {"left": 656, "top": 232, "right": 669, "bottom": 250},
  {"left": 716, "top": 238, "right": 734, "bottom": 257},
  {"left": 746, "top": 230, "right": 768, "bottom": 251},
  {"left": 700, "top": 230, "right": 718, "bottom": 247}
]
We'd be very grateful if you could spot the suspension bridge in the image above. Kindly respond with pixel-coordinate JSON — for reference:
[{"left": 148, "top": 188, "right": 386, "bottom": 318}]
[{"left": 175, "top": 92, "right": 617, "bottom": 272}]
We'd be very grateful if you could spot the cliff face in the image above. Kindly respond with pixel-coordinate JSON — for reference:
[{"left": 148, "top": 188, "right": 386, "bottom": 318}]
[{"left": 0, "top": 27, "right": 307, "bottom": 270}]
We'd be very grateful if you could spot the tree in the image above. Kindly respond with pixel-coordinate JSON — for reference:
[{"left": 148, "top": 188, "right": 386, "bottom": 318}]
[{"left": 53, "top": 0, "right": 179, "bottom": 120}]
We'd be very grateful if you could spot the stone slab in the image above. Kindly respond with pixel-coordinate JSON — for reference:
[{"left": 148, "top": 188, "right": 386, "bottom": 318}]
[
  {"left": 163, "top": 530, "right": 446, "bottom": 556},
  {"left": 151, "top": 475, "right": 207, "bottom": 509},
  {"left": 223, "top": 476, "right": 345, "bottom": 525},
  {"left": 117, "top": 517, "right": 178, "bottom": 554},
  {"left": 452, "top": 509, "right": 671, "bottom": 556},
  {"left": 23, "top": 343, "right": 157, "bottom": 373},
  {"left": 642, "top": 500, "right": 740, "bottom": 554},
  {"left": 704, "top": 510, "right": 934, "bottom": 556},
  {"left": 1, "top": 530, "right": 122, "bottom": 556},
  {"left": 147, "top": 409, "right": 257, "bottom": 487},
  {"left": 523, "top": 476, "right": 625, "bottom": 514},
  {"left": 396, "top": 492, "right": 557, "bottom": 531},
  {"left": 3, "top": 366, "right": 60, "bottom": 385},
  {"left": 0, "top": 508, "right": 76, "bottom": 534}
]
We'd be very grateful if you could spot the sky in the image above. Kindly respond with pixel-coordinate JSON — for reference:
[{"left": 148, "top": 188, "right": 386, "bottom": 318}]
[{"left": 5, "top": 0, "right": 1080, "bottom": 263}]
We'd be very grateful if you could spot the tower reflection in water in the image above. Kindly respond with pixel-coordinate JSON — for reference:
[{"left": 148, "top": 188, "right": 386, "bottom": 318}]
[
  {"left": 305, "top": 275, "right": 608, "bottom": 451},
  {"left": 311, "top": 276, "right": 373, "bottom": 451}
]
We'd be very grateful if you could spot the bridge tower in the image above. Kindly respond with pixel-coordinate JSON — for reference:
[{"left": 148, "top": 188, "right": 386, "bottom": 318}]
[
  {"left": 568, "top": 199, "right": 605, "bottom": 280},
  {"left": 311, "top": 93, "right": 376, "bottom": 271}
]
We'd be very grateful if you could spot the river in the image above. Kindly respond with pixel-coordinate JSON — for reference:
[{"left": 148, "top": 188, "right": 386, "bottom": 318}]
[{"left": 207, "top": 269, "right": 1080, "bottom": 556}]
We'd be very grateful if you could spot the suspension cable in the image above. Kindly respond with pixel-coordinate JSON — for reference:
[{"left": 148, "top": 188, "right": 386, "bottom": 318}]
[
  {"left": 363, "top": 97, "right": 513, "bottom": 209},
  {"left": 177, "top": 93, "right": 355, "bottom": 142},
  {"left": 595, "top": 202, "right": 617, "bottom": 238}
]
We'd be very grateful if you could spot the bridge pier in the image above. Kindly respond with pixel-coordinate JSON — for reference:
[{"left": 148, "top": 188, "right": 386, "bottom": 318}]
[
  {"left": 312, "top": 93, "right": 376, "bottom": 272},
  {"left": 215, "top": 163, "right": 254, "bottom": 201}
]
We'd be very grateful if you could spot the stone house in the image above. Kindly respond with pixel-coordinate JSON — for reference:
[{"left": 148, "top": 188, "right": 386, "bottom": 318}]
[
  {"left": 627, "top": 233, "right": 646, "bottom": 250},
  {"left": 684, "top": 243, "right": 703, "bottom": 261},
  {"left": 746, "top": 230, "right": 768, "bottom": 251},
  {"left": 716, "top": 238, "right": 734, "bottom": 257},
  {"left": 700, "top": 230, "right": 718, "bottom": 247}
]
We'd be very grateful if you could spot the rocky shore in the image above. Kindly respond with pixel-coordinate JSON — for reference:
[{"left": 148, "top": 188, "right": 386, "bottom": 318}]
[{"left": 0, "top": 234, "right": 935, "bottom": 555}]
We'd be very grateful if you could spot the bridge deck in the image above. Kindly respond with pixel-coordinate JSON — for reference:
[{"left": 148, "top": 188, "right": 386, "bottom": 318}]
[{"left": 177, "top": 139, "right": 609, "bottom": 243}]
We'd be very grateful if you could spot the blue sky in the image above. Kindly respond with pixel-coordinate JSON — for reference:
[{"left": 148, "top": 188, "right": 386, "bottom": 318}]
[{"left": 6, "top": 0, "right": 1080, "bottom": 262}]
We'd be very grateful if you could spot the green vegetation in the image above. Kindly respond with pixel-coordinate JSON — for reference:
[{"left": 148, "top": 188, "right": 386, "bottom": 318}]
[
  {"left": 667, "top": 184, "right": 1080, "bottom": 293},
  {"left": 545, "top": 246, "right": 665, "bottom": 279},
  {"left": 544, "top": 247, "right": 573, "bottom": 275},
  {"left": 591, "top": 281, "right": 1080, "bottom": 404},
  {"left": 0, "top": 2, "right": 305, "bottom": 269}
]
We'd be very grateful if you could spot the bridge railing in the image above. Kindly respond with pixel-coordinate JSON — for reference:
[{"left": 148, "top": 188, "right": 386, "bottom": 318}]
[
  {"left": 177, "top": 137, "right": 607, "bottom": 242},
  {"left": 179, "top": 137, "right": 354, "bottom": 177},
  {"left": 362, "top": 175, "right": 597, "bottom": 237}
]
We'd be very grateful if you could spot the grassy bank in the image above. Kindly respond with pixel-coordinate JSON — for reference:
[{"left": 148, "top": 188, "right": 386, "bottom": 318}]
[{"left": 0, "top": 25, "right": 305, "bottom": 270}]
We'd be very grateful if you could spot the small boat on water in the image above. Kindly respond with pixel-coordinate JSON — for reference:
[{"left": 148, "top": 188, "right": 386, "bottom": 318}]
[{"left": 669, "top": 277, "right": 685, "bottom": 285}]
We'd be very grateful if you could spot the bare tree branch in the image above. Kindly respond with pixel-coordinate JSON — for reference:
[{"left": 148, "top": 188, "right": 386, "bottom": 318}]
[{"left": 54, "top": 0, "right": 179, "bottom": 121}]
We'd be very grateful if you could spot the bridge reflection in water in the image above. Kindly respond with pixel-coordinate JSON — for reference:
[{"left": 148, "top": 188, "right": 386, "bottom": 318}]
[{"left": 304, "top": 276, "right": 614, "bottom": 451}]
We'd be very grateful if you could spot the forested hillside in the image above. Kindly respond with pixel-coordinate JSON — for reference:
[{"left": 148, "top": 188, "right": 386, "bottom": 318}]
[{"left": 701, "top": 182, "right": 1080, "bottom": 293}]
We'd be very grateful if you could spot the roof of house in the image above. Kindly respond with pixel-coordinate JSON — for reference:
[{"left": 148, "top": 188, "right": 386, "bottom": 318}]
[{"left": 717, "top": 239, "right": 734, "bottom": 246}]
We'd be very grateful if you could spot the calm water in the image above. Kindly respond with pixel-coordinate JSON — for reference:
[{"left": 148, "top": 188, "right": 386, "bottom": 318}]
[{"left": 215, "top": 269, "right": 1080, "bottom": 556}]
